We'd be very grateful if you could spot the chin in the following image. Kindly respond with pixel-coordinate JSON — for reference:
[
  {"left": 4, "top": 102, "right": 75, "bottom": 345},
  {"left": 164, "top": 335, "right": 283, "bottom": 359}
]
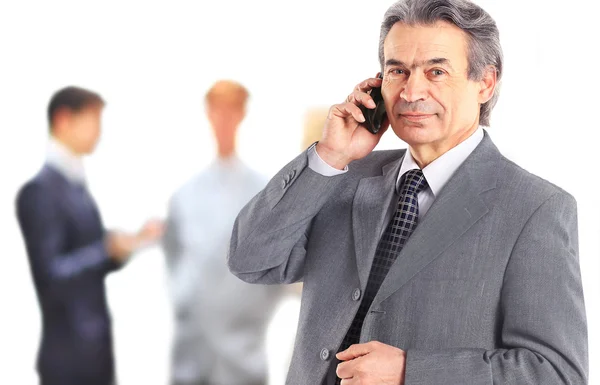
[
  {"left": 391, "top": 121, "right": 440, "bottom": 145},
  {"left": 83, "top": 144, "right": 98, "bottom": 155}
]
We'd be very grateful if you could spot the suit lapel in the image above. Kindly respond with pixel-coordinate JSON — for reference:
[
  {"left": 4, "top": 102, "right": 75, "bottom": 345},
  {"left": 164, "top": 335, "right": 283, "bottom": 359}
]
[
  {"left": 372, "top": 133, "right": 501, "bottom": 307},
  {"left": 352, "top": 152, "right": 405, "bottom": 288},
  {"left": 44, "top": 166, "right": 102, "bottom": 229}
]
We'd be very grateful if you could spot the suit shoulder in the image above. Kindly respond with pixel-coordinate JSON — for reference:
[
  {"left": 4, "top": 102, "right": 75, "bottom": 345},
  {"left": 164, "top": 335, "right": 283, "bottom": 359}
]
[
  {"left": 15, "top": 177, "right": 54, "bottom": 218},
  {"left": 16, "top": 179, "right": 38, "bottom": 203},
  {"left": 15, "top": 168, "right": 52, "bottom": 204},
  {"left": 349, "top": 149, "right": 406, "bottom": 177},
  {"left": 498, "top": 155, "right": 575, "bottom": 208}
]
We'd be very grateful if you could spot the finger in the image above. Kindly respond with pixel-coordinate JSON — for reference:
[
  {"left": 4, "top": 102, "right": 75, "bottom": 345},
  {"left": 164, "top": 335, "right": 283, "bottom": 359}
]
[
  {"left": 354, "top": 77, "right": 383, "bottom": 92},
  {"left": 340, "top": 377, "right": 358, "bottom": 385},
  {"left": 346, "top": 91, "right": 376, "bottom": 109},
  {"left": 336, "top": 342, "right": 374, "bottom": 361},
  {"left": 329, "top": 102, "right": 365, "bottom": 123},
  {"left": 336, "top": 359, "right": 354, "bottom": 379}
]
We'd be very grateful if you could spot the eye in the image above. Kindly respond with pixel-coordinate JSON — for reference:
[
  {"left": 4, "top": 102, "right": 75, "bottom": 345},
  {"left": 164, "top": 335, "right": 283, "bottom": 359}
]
[
  {"left": 389, "top": 68, "right": 406, "bottom": 75},
  {"left": 429, "top": 69, "right": 446, "bottom": 77}
]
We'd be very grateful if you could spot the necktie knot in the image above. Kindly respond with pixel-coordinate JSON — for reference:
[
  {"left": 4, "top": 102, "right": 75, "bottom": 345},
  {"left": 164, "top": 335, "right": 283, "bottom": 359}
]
[{"left": 398, "top": 169, "right": 428, "bottom": 195}]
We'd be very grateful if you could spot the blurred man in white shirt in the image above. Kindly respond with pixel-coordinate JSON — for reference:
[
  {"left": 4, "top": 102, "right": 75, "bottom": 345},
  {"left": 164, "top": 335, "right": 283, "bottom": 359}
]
[{"left": 162, "top": 80, "right": 284, "bottom": 385}]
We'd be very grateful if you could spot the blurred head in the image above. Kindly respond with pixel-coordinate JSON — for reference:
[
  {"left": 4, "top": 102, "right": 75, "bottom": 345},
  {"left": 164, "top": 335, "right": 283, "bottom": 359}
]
[
  {"left": 48, "top": 86, "right": 105, "bottom": 155},
  {"left": 378, "top": 0, "right": 501, "bottom": 157},
  {"left": 302, "top": 107, "right": 330, "bottom": 150},
  {"left": 205, "top": 80, "right": 249, "bottom": 158}
]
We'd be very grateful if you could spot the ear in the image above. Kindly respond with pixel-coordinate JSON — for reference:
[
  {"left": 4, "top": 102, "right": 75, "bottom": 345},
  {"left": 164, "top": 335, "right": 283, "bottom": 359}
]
[
  {"left": 51, "top": 107, "right": 72, "bottom": 134},
  {"left": 478, "top": 65, "right": 497, "bottom": 104}
]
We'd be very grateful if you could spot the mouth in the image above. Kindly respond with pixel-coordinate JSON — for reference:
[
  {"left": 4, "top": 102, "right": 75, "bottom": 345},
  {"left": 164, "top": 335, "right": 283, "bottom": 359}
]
[{"left": 399, "top": 113, "right": 435, "bottom": 122}]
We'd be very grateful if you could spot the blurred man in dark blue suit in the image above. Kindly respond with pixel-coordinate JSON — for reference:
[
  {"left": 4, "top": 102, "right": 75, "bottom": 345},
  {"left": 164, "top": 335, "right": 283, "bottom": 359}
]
[{"left": 15, "top": 86, "right": 164, "bottom": 385}]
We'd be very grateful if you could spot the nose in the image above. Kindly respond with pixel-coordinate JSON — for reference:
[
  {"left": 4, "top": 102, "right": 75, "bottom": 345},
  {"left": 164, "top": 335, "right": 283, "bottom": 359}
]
[{"left": 400, "top": 72, "right": 428, "bottom": 103}]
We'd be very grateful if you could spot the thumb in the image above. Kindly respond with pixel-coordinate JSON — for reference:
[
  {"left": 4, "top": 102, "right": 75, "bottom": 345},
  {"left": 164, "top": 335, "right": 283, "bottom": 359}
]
[{"left": 336, "top": 342, "right": 374, "bottom": 361}]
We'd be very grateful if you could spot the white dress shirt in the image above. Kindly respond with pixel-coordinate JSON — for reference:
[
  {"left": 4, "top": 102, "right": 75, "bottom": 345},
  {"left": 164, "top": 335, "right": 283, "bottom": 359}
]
[
  {"left": 46, "top": 137, "right": 87, "bottom": 185},
  {"left": 163, "top": 155, "right": 285, "bottom": 385},
  {"left": 308, "top": 127, "right": 484, "bottom": 218}
]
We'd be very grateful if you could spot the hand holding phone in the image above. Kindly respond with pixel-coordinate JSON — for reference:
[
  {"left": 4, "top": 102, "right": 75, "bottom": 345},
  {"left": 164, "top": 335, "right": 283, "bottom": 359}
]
[
  {"left": 315, "top": 75, "right": 387, "bottom": 170},
  {"left": 359, "top": 74, "right": 387, "bottom": 134}
]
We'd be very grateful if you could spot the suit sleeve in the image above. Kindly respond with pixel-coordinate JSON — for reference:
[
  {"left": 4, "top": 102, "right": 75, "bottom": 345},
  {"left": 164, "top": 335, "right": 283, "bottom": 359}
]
[
  {"left": 227, "top": 150, "right": 347, "bottom": 285},
  {"left": 404, "top": 191, "right": 588, "bottom": 385},
  {"left": 16, "top": 182, "right": 115, "bottom": 293}
]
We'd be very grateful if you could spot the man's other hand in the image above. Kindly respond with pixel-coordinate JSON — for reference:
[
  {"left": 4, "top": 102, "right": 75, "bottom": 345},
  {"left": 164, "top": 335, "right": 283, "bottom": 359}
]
[{"left": 336, "top": 341, "right": 406, "bottom": 385}]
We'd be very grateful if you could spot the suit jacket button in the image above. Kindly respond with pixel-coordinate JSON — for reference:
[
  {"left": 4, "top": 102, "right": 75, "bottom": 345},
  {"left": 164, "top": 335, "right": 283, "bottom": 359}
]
[
  {"left": 320, "top": 348, "right": 330, "bottom": 361},
  {"left": 352, "top": 288, "right": 362, "bottom": 301}
]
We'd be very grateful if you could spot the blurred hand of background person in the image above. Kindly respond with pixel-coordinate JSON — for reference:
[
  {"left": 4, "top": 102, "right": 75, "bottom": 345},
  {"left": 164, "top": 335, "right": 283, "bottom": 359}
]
[
  {"left": 107, "top": 218, "right": 165, "bottom": 263},
  {"left": 136, "top": 218, "right": 165, "bottom": 248}
]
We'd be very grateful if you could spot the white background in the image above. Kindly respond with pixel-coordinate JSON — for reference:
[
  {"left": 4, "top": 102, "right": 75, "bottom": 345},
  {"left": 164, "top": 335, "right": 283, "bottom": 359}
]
[{"left": 0, "top": 0, "right": 598, "bottom": 384}]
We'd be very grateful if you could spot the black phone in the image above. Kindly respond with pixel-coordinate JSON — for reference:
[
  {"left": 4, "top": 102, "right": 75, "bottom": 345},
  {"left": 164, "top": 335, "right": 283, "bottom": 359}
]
[{"left": 359, "top": 74, "right": 387, "bottom": 134}]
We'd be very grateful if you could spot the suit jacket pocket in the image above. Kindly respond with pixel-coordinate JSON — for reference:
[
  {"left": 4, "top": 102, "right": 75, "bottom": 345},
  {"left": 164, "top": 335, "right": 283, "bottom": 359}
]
[{"left": 367, "top": 278, "right": 494, "bottom": 349}]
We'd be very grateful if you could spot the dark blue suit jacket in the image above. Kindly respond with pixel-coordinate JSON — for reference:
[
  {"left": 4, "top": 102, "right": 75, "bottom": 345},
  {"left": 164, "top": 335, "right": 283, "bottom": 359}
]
[{"left": 16, "top": 165, "right": 121, "bottom": 385}]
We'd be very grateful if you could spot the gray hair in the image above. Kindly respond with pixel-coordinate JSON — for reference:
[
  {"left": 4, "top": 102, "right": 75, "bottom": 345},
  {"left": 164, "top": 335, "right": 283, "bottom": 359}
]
[{"left": 378, "top": 0, "right": 503, "bottom": 126}]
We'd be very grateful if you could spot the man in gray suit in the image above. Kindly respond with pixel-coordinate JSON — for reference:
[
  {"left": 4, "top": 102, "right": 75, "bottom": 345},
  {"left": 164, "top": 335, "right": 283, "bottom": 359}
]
[{"left": 228, "top": 0, "right": 588, "bottom": 384}]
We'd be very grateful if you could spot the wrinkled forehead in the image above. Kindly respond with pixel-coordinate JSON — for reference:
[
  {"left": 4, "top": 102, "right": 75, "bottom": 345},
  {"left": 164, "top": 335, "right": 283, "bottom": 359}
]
[{"left": 383, "top": 21, "right": 469, "bottom": 69}]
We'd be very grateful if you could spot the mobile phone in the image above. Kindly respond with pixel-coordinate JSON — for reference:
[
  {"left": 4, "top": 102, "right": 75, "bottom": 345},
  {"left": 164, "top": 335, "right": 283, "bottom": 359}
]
[{"left": 359, "top": 74, "right": 387, "bottom": 134}]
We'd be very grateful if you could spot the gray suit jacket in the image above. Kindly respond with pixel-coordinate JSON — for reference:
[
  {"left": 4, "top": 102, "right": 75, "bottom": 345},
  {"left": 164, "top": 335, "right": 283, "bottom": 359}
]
[{"left": 227, "top": 132, "right": 588, "bottom": 384}]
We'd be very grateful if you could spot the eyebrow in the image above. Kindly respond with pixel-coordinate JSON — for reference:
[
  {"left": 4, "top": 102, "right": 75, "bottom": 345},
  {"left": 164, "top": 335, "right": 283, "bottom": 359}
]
[{"left": 385, "top": 57, "right": 454, "bottom": 71}]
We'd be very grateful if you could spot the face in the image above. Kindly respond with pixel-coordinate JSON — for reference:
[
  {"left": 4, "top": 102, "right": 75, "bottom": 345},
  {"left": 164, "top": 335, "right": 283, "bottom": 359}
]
[
  {"left": 381, "top": 21, "right": 495, "bottom": 154},
  {"left": 70, "top": 105, "right": 103, "bottom": 154},
  {"left": 53, "top": 105, "right": 103, "bottom": 155},
  {"left": 206, "top": 99, "right": 245, "bottom": 156}
]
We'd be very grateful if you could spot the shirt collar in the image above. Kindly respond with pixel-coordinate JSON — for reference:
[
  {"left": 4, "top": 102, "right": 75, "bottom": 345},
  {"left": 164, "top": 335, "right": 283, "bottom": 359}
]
[
  {"left": 46, "top": 137, "right": 87, "bottom": 185},
  {"left": 213, "top": 153, "right": 242, "bottom": 168},
  {"left": 397, "top": 127, "right": 484, "bottom": 196}
]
